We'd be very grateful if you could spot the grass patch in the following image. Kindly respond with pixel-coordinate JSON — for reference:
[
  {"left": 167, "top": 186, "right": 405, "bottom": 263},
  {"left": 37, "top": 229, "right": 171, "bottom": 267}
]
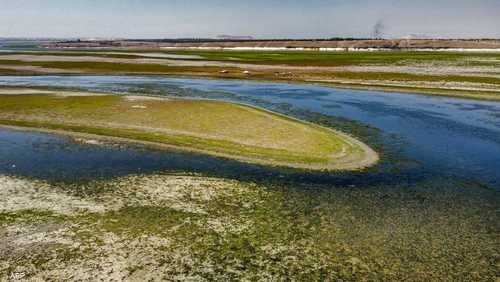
[
  {"left": 93, "top": 206, "right": 199, "bottom": 236},
  {"left": 112, "top": 50, "right": 500, "bottom": 66},
  {"left": 0, "top": 51, "right": 190, "bottom": 60},
  {"left": 2, "top": 44, "right": 39, "bottom": 49},
  {"left": 0, "top": 68, "right": 34, "bottom": 75},
  {"left": 3, "top": 50, "right": 500, "bottom": 68},
  {"left": 0, "top": 59, "right": 238, "bottom": 74},
  {"left": 328, "top": 71, "right": 500, "bottom": 85},
  {"left": 0, "top": 209, "right": 66, "bottom": 226}
]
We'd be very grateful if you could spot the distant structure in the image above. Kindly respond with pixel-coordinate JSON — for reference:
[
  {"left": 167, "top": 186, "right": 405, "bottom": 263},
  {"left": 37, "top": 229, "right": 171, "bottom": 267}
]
[{"left": 217, "top": 35, "right": 254, "bottom": 40}]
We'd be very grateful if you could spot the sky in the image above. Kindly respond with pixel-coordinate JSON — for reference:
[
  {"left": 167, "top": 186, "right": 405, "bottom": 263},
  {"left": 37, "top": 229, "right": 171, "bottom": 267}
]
[{"left": 1, "top": 0, "right": 499, "bottom": 39}]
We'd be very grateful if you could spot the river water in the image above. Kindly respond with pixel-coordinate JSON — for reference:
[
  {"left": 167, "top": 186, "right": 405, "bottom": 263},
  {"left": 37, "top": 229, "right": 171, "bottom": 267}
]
[{"left": 0, "top": 75, "right": 499, "bottom": 189}]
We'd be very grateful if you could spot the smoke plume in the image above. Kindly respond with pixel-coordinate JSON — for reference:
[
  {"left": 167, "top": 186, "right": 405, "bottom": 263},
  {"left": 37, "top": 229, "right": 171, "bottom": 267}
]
[{"left": 373, "top": 19, "right": 385, "bottom": 39}]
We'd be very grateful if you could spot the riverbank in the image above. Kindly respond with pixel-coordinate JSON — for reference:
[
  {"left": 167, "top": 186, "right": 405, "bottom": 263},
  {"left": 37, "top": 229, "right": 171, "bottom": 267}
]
[
  {"left": 0, "top": 88, "right": 378, "bottom": 170},
  {"left": 0, "top": 50, "right": 499, "bottom": 101}
]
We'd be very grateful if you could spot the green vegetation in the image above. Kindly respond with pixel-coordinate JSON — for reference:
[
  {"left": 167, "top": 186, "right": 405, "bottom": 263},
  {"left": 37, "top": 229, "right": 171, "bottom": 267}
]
[
  {"left": 314, "top": 81, "right": 500, "bottom": 101},
  {"left": 4, "top": 58, "right": 498, "bottom": 85},
  {"left": 0, "top": 51, "right": 181, "bottom": 60},
  {"left": 98, "top": 49, "right": 500, "bottom": 69},
  {"left": 0, "top": 90, "right": 376, "bottom": 169},
  {"left": 0, "top": 68, "right": 33, "bottom": 75},
  {"left": 0, "top": 209, "right": 65, "bottom": 226},
  {"left": 2, "top": 44, "right": 39, "bottom": 49},
  {"left": 11, "top": 49, "right": 500, "bottom": 67},
  {"left": 327, "top": 71, "right": 500, "bottom": 85},
  {"left": 93, "top": 206, "right": 200, "bottom": 236},
  {"left": 0, "top": 59, "right": 237, "bottom": 74}
]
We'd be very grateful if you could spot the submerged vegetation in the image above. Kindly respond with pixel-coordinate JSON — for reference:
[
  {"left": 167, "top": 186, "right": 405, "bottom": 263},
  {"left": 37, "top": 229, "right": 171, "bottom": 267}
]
[{"left": 0, "top": 172, "right": 497, "bottom": 281}]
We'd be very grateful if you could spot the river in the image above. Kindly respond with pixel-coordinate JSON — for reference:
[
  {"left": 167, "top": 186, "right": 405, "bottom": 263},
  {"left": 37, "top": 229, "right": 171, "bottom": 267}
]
[{"left": 0, "top": 75, "right": 499, "bottom": 188}]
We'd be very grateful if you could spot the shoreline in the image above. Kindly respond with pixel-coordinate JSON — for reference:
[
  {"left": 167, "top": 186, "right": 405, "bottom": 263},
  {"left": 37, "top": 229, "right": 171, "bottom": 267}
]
[{"left": 0, "top": 124, "right": 378, "bottom": 171}]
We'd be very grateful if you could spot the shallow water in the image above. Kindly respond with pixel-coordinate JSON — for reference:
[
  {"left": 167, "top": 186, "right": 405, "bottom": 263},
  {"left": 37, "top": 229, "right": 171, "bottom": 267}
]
[{"left": 0, "top": 75, "right": 499, "bottom": 188}]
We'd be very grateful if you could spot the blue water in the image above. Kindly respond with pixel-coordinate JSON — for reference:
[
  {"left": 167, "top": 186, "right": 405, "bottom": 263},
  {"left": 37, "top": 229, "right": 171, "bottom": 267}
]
[{"left": 0, "top": 75, "right": 499, "bottom": 187}]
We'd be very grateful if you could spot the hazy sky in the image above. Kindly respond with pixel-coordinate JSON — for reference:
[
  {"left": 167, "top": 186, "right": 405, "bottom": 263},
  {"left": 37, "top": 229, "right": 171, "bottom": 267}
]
[{"left": 1, "top": 0, "right": 499, "bottom": 39}]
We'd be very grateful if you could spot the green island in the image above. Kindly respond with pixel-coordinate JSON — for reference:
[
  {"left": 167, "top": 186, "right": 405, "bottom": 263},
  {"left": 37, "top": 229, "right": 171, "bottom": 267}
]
[{"left": 0, "top": 88, "right": 377, "bottom": 170}]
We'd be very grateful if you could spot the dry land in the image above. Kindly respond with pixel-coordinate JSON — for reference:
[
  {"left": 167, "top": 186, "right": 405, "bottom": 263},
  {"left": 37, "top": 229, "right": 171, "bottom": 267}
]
[
  {"left": 1, "top": 49, "right": 499, "bottom": 100},
  {"left": 0, "top": 88, "right": 377, "bottom": 170}
]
